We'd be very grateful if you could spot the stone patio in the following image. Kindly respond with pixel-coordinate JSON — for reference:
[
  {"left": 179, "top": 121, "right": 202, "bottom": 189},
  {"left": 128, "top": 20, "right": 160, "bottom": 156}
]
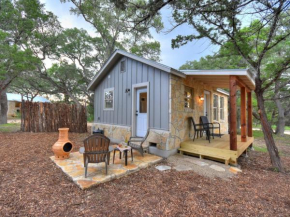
[{"left": 50, "top": 150, "right": 163, "bottom": 190}]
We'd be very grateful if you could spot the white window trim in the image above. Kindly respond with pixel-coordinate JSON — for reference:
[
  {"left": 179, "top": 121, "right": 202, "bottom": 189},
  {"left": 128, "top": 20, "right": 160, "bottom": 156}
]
[
  {"left": 213, "top": 94, "right": 219, "bottom": 121},
  {"left": 220, "top": 96, "right": 225, "bottom": 121},
  {"left": 104, "top": 87, "right": 114, "bottom": 110}
]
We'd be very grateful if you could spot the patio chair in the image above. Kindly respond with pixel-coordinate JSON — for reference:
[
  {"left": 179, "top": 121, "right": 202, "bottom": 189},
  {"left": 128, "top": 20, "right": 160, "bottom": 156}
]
[
  {"left": 200, "top": 116, "right": 221, "bottom": 140},
  {"left": 82, "top": 134, "right": 110, "bottom": 178},
  {"left": 189, "top": 117, "right": 207, "bottom": 141},
  {"left": 127, "top": 129, "right": 150, "bottom": 157}
]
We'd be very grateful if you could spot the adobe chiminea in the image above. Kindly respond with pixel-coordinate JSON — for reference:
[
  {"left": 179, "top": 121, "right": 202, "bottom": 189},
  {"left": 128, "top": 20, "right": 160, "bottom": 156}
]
[{"left": 52, "top": 128, "right": 73, "bottom": 160}]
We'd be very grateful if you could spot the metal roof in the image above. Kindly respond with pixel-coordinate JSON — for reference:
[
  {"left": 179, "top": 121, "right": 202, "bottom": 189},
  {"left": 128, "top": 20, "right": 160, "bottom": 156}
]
[
  {"left": 87, "top": 50, "right": 256, "bottom": 91},
  {"left": 181, "top": 69, "right": 255, "bottom": 90},
  {"left": 7, "top": 93, "right": 50, "bottom": 103}
]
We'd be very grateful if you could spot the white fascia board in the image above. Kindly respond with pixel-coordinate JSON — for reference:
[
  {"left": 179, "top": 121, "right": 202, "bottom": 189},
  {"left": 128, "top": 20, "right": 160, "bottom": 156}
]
[
  {"left": 181, "top": 69, "right": 249, "bottom": 76},
  {"left": 216, "top": 88, "right": 229, "bottom": 96}
]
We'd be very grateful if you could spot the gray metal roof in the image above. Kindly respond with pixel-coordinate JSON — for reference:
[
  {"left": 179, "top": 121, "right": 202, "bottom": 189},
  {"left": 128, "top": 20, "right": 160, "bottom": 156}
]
[
  {"left": 87, "top": 49, "right": 186, "bottom": 91},
  {"left": 7, "top": 93, "right": 50, "bottom": 103}
]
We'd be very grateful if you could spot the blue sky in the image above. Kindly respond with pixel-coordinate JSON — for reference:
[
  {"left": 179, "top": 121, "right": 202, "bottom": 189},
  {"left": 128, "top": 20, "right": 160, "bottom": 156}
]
[{"left": 41, "top": 0, "right": 218, "bottom": 69}]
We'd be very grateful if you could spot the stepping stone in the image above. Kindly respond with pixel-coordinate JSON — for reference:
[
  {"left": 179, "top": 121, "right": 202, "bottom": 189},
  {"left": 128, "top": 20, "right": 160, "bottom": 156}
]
[
  {"left": 155, "top": 165, "right": 171, "bottom": 171},
  {"left": 209, "top": 165, "right": 226, "bottom": 172},
  {"left": 192, "top": 161, "right": 209, "bottom": 167},
  {"left": 174, "top": 165, "right": 192, "bottom": 171}
]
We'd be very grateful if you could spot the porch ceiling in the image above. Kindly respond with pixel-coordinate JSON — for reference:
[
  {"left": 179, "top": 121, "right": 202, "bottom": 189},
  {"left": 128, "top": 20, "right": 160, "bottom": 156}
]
[{"left": 181, "top": 69, "right": 255, "bottom": 90}]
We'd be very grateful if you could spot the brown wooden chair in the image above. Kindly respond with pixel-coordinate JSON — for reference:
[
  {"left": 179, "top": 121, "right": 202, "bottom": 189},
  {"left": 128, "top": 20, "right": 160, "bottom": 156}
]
[
  {"left": 82, "top": 134, "right": 110, "bottom": 178},
  {"left": 127, "top": 129, "right": 150, "bottom": 157}
]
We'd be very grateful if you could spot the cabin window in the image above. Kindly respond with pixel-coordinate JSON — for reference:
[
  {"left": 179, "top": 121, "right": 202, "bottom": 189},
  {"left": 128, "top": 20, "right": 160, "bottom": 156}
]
[
  {"left": 213, "top": 94, "right": 218, "bottom": 121},
  {"left": 220, "top": 96, "right": 225, "bottom": 120},
  {"left": 104, "top": 88, "right": 114, "bottom": 110},
  {"left": 120, "top": 60, "right": 126, "bottom": 73},
  {"left": 184, "top": 86, "right": 194, "bottom": 109}
]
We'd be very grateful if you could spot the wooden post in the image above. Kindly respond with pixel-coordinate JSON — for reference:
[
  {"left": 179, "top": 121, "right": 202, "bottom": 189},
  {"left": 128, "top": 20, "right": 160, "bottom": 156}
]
[
  {"left": 241, "top": 87, "right": 247, "bottom": 142},
  {"left": 230, "top": 76, "right": 237, "bottom": 151},
  {"left": 247, "top": 91, "right": 253, "bottom": 137}
]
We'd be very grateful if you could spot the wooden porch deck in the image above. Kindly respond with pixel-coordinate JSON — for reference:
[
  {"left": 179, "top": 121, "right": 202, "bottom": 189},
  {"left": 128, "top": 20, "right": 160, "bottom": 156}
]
[{"left": 179, "top": 134, "right": 254, "bottom": 165}]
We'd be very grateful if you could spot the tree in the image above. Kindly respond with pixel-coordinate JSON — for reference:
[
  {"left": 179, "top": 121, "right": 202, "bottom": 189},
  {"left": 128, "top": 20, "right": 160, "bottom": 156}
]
[
  {"left": 113, "top": 0, "right": 290, "bottom": 172},
  {"left": 0, "top": 0, "right": 61, "bottom": 124},
  {"left": 61, "top": 0, "right": 162, "bottom": 62}
]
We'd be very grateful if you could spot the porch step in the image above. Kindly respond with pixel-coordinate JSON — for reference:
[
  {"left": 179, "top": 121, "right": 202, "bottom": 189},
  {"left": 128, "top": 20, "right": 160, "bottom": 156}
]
[{"left": 179, "top": 147, "right": 231, "bottom": 165}]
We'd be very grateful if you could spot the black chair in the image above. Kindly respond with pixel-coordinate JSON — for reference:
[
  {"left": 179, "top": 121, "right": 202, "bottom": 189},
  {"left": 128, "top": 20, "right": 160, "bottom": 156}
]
[
  {"left": 127, "top": 129, "right": 150, "bottom": 157},
  {"left": 200, "top": 116, "right": 221, "bottom": 140},
  {"left": 189, "top": 117, "right": 205, "bottom": 141},
  {"left": 82, "top": 134, "right": 110, "bottom": 177}
]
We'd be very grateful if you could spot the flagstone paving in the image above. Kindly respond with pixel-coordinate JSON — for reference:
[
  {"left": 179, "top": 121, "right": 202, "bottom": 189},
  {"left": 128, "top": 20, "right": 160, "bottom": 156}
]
[{"left": 50, "top": 150, "right": 163, "bottom": 190}]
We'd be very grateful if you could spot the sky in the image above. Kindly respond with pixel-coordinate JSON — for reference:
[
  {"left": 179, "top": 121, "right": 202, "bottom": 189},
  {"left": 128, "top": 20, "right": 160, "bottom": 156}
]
[{"left": 41, "top": 0, "right": 219, "bottom": 69}]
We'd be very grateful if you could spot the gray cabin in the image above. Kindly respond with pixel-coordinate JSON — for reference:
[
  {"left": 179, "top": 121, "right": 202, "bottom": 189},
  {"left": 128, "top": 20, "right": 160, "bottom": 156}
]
[{"left": 88, "top": 50, "right": 255, "bottom": 158}]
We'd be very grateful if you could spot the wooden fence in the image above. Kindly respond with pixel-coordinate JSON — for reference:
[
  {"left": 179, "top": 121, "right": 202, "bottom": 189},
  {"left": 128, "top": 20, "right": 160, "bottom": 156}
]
[{"left": 21, "top": 101, "right": 87, "bottom": 133}]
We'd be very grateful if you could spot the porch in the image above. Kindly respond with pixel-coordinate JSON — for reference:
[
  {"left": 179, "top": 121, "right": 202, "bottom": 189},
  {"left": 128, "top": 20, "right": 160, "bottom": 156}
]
[
  {"left": 179, "top": 135, "right": 254, "bottom": 165},
  {"left": 178, "top": 69, "right": 256, "bottom": 165}
]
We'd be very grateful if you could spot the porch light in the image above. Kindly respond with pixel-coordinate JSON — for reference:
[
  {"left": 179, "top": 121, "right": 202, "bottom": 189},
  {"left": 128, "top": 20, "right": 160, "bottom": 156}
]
[{"left": 199, "top": 96, "right": 204, "bottom": 101}]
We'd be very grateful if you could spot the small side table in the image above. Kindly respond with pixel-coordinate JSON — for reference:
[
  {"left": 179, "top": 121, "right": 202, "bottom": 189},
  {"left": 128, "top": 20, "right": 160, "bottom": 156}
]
[{"left": 113, "top": 143, "right": 133, "bottom": 166}]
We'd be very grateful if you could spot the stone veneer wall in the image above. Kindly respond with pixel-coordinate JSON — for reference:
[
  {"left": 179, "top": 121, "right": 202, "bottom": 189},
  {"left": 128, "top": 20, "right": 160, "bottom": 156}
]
[
  {"left": 168, "top": 74, "right": 229, "bottom": 150},
  {"left": 92, "top": 75, "right": 229, "bottom": 152},
  {"left": 91, "top": 123, "right": 170, "bottom": 150}
]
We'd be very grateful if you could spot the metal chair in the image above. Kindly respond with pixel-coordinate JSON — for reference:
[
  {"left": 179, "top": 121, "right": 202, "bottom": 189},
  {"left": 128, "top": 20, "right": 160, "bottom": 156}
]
[
  {"left": 82, "top": 134, "right": 110, "bottom": 178},
  {"left": 200, "top": 116, "right": 221, "bottom": 140},
  {"left": 127, "top": 129, "right": 150, "bottom": 157},
  {"left": 189, "top": 117, "right": 205, "bottom": 141}
]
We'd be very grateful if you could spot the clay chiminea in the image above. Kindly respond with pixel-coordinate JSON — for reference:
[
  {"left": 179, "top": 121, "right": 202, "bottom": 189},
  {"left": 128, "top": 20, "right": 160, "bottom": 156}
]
[{"left": 52, "top": 128, "right": 73, "bottom": 160}]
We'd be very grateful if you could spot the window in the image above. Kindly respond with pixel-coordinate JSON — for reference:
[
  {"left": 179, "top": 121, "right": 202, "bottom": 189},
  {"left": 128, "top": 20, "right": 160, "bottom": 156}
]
[
  {"left": 213, "top": 94, "right": 218, "bottom": 120},
  {"left": 139, "top": 92, "right": 147, "bottom": 113},
  {"left": 120, "top": 60, "right": 126, "bottom": 73},
  {"left": 184, "top": 86, "right": 194, "bottom": 109},
  {"left": 220, "top": 97, "right": 225, "bottom": 120},
  {"left": 104, "top": 88, "right": 114, "bottom": 110}
]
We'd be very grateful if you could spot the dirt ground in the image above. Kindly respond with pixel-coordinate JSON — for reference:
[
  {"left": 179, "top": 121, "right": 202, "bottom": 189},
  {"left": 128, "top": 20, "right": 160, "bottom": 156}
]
[{"left": 0, "top": 130, "right": 290, "bottom": 216}]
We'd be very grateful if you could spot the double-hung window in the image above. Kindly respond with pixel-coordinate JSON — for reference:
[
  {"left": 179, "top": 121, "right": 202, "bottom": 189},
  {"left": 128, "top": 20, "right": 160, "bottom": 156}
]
[
  {"left": 184, "top": 86, "right": 194, "bottom": 109},
  {"left": 213, "top": 94, "right": 218, "bottom": 121},
  {"left": 104, "top": 88, "right": 114, "bottom": 110},
  {"left": 220, "top": 96, "right": 225, "bottom": 120}
]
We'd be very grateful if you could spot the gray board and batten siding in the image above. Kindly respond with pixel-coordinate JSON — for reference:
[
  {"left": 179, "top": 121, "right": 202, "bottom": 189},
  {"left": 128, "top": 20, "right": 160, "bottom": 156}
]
[{"left": 94, "top": 56, "right": 170, "bottom": 131}]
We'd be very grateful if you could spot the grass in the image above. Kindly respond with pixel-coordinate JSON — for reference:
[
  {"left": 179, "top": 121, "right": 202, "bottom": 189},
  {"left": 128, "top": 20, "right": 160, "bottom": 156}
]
[
  {"left": 253, "top": 145, "right": 268, "bottom": 152},
  {"left": 253, "top": 124, "right": 290, "bottom": 131},
  {"left": 0, "top": 123, "right": 20, "bottom": 133}
]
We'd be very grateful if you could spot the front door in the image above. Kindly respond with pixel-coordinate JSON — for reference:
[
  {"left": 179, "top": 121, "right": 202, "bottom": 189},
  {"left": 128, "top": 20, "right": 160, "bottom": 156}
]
[
  {"left": 136, "top": 88, "right": 147, "bottom": 137},
  {"left": 204, "top": 91, "right": 210, "bottom": 118}
]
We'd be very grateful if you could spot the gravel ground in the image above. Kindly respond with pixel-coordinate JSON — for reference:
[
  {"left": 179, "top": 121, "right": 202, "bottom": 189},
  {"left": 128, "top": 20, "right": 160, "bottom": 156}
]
[{"left": 0, "top": 131, "right": 290, "bottom": 216}]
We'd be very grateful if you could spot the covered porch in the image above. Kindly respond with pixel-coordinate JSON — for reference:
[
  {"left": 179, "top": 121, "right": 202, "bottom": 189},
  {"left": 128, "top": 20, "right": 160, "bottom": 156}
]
[{"left": 179, "top": 69, "right": 255, "bottom": 165}]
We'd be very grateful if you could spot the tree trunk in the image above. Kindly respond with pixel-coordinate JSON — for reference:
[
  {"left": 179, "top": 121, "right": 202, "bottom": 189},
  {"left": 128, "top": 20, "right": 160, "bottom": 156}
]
[
  {"left": 255, "top": 89, "right": 284, "bottom": 172},
  {"left": 64, "top": 94, "right": 69, "bottom": 103},
  {"left": 274, "top": 83, "right": 285, "bottom": 136},
  {"left": 0, "top": 89, "right": 8, "bottom": 124}
]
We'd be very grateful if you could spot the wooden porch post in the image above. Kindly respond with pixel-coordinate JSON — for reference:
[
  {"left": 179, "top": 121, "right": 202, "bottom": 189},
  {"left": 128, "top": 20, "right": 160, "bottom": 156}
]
[
  {"left": 241, "top": 87, "right": 247, "bottom": 142},
  {"left": 247, "top": 91, "right": 253, "bottom": 137},
  {"left": 230, "top": 76, "right": 237, "bottom": 151}
]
